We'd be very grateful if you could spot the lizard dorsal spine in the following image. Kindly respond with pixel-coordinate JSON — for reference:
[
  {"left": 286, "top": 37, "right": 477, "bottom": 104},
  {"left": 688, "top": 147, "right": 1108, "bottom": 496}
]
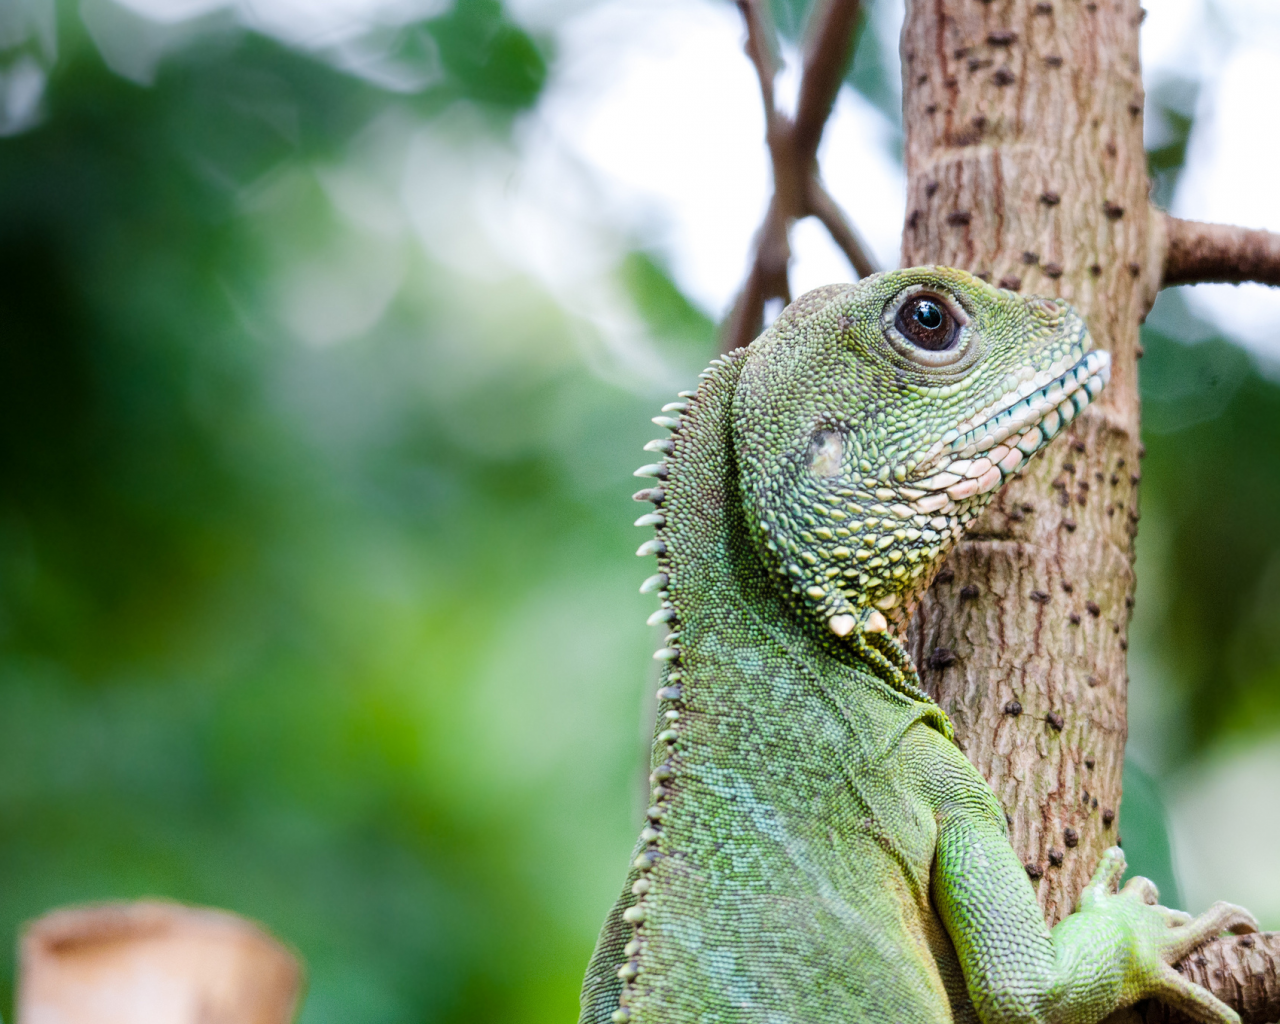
[{"left": 615, "top": 350, "right": 747, "bottom": 1022}]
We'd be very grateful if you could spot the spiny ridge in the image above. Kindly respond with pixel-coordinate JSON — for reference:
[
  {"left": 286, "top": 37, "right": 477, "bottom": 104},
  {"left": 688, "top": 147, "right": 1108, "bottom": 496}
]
[{"left": 615, "top": 352, "right": 743, "bottom": 1024}]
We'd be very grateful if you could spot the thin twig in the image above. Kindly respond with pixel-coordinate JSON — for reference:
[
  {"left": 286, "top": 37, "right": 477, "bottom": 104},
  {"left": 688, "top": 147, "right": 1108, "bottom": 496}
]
[
  {"left": 723, "top": 198, "right": 792, "bottom": 353},
  {"left": 1162, "top": 214, "right": 1280, "bottom": 288},
  {"left": 807, "top": 177, "right": 879, "bottom": 278},
  {"left": 794, "top": 0, "right": 862, "bottom": 162},
  {"left": 736, "top": 0, "right": 779, "bottom": 125},
  {"left": 724, "top": 0, "right": 792, "bottom": 352},
  {"left": 722, "top": 0, "right": 875, "bottom": 351}
]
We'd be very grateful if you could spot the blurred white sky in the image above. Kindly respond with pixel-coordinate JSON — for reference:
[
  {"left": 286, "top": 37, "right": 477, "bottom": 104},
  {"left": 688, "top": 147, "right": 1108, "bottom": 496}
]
[
  {"left": 525, "top": 0, "right": 1280, "bottom": 353},
  {"left": 113, "top": 0, "right": 448, "bottom": 50},
  {"left": 526, "top": 0, "right": 906, "bottom": 315},
  {"left": 1170, "top": 738, "right": 1280, "bottom": 922},
  {"left": 1145, "top": 0, "right": 1280, "bottom": 355},
  {"left": 516, "top": 0, "right": 1280, "bottom": 365}
]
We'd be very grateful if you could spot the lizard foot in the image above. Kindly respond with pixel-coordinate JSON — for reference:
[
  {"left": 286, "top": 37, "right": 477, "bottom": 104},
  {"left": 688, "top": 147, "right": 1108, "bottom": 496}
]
[{"left": 1078, "top": 848, "right": 1259, "bottom": 1024}]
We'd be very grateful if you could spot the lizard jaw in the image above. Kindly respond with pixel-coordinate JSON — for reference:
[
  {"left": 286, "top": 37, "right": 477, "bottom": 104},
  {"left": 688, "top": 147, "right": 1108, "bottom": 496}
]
[{"left": 905, "top": 348, "right": 1111, "bottom": 511}]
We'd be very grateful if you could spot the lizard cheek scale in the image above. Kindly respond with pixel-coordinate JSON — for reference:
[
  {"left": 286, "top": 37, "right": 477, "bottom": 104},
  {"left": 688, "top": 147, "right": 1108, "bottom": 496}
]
[{"left": 583, "top": 266, "right": 1253, "bottom": 1024}]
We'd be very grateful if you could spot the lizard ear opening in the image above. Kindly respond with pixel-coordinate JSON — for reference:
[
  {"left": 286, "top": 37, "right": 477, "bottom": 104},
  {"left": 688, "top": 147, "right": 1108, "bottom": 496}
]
[{"left": 807, "top": 430, "right": 844, "bottom": 479}]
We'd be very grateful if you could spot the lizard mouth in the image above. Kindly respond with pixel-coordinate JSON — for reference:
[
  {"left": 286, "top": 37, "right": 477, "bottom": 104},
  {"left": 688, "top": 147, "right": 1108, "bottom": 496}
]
[{"left": 904, "top": 349, "right": 1111, "bottom": 510}]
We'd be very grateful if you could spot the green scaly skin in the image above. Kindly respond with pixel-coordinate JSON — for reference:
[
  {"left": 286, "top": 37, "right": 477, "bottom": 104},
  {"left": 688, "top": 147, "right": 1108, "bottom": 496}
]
[{"left": 580, "top": 268, "right": 1258, "bottom": 1024}]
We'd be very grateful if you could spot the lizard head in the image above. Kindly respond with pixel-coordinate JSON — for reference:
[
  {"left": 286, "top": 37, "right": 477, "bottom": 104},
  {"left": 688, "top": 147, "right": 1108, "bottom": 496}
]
[{"left": 732, "top": 265, "right": 1109, "bottom": 637}]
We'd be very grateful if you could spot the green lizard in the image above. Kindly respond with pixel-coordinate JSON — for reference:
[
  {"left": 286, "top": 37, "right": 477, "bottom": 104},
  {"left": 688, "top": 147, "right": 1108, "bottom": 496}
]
[{"left": 580, "top": 267, "right": 1257, "bottom": 1024}]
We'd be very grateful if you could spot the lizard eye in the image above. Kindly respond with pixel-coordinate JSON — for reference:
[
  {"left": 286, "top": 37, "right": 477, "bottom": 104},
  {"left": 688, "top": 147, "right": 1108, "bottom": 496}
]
[
  {"left": 882, "top": 286, "right": 972, "bottom": 367},
  {"left": 896, "top": 294, "right": 958, "bottom": 351}
]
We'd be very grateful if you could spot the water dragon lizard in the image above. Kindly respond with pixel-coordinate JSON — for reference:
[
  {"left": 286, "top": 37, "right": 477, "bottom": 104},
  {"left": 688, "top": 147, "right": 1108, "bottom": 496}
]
[{"left": 579, "top": 267, "right": 1258, "bottom": 1024}]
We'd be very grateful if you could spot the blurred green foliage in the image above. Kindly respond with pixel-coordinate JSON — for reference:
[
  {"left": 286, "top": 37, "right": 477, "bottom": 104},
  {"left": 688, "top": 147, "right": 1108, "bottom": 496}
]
[
  {"left": 1136, "top": 297, "right": 1280, "bottom": 756},
  {"left": 1119, "top": 761, "right": 1182, "bottom": 910},
  {"left": 620, "top": 252, "right": 716, "bottom": 354},
  {"left": 0, "top": 2, "right": 1278, "bottom": 1021},
  {"left": 1145, "top": 77, "right": 1198, "bottom": 211},
  {"left": 0, "top": 5, "right": 689, "bottom": 1021}
]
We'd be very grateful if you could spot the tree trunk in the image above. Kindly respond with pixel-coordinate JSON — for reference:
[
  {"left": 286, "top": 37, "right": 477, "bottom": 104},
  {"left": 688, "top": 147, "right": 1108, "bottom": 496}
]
[
  {"left": 899, "top": 0, "right": 1150, "bottom": 926},
  {"left": 895, "top": 5, "right": 1280, "bottom": 1019},
  {"left": 723, "top": 0, "right": 1280, "bottom": 1013}
]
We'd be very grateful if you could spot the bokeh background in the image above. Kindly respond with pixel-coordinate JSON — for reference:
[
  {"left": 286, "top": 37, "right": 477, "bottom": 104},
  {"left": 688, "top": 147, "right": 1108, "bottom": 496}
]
[{"left": 0, "top": 0, "right": 1278, "bottom": 1019}]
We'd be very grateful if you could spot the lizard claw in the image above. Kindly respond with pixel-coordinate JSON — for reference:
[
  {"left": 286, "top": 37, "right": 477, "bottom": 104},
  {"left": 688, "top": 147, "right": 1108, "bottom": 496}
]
[
  {"left": 1151, "top": 962, "right": 1241, "bottom": 1024},
  {"left": 1119, "top": 875, "right": 1160, "bottom": 906},
  {"left": 1136, "top": 900, "right": 1258, "bottom": 1024},
  {"left": 1156, "top": 907, "right": 1194, "bottom": 928}
]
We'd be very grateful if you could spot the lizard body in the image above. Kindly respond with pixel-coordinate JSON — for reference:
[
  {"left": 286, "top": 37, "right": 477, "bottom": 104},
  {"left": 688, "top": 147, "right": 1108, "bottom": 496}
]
[{"left": 580, "top": 268, "right": 1256, "bottom": 1024}]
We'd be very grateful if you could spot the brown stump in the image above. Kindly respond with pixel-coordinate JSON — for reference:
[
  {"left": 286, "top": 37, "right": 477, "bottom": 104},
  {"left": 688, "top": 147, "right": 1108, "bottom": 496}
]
[{"left": 17, "top": 901, "right": 302, "bottom": 1024}]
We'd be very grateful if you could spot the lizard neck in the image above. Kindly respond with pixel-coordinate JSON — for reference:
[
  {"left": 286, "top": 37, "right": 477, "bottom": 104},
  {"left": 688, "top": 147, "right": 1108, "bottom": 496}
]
[
  {"left": 609, "top": 353, "right": 953, "bottom": 1022},
  {"left": 643, "top": 352, "right": 937, "bottom": 716}
]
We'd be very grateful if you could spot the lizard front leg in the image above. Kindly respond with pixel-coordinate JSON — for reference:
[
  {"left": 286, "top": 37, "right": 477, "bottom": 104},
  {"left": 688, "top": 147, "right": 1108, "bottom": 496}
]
[
  {"left": 1051, "top": 849, "right": 1257, "bottom": 1024},
  {"left": 919, "top": 730, "right": 1257, "bottom": 1024}
]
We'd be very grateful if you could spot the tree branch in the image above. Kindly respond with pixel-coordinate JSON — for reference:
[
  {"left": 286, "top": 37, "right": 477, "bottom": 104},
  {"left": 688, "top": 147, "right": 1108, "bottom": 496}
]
[
  {"left": 721, "top": 0, "right": 876, "bottom": 352},
  {"left": 1142, "top": 931, "right": 1280, "bottom": 1024},
  {"left": 1162, "top": 214, "right": 1280, "bottom": 288},
  {"left": 722, "top": 196, "right": 792, "bottom": 353},
  {"left": 736, "top": 0, "right": 779, "bottom": 126},
  {"left": 807, "top": 176, "right": 878, "bottom": 279},
  {"left": 793, "top": 0, "right": 862, "bottom": 162},
  {"left": 723, "top": 1, "right": 792, "bottom": 354}
]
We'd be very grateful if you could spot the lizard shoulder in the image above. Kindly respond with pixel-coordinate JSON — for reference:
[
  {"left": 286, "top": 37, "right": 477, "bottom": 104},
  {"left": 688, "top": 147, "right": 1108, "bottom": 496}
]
[{"left": 896, "top": 719, "right": 1007, "bottom": 829}]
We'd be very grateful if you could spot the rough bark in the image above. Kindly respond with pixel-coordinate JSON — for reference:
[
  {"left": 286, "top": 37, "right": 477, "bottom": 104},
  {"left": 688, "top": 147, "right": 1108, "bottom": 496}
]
[
  {"left": 899, "top": 0, "right": 1150, "bottom": 928},
  {"left": 1141, "top": 932, "right": 1280, "bottom": 1024}
]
